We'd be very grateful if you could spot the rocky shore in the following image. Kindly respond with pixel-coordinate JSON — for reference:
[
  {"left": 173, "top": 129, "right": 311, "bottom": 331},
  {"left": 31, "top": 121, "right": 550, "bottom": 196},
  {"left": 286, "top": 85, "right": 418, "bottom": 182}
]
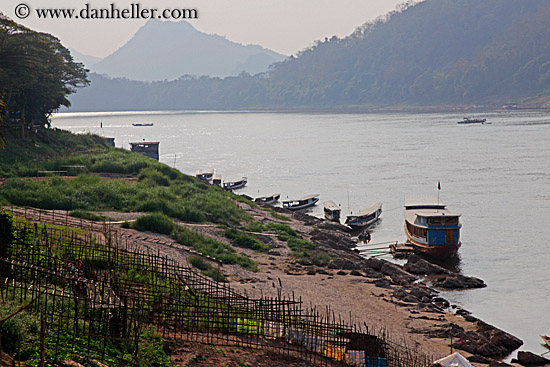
[
  {"left": 222, "top": 203, "right": 543, "bottom": 366},
  {"left": 15, "top": 203, "right": 543, "bottom": 366}
]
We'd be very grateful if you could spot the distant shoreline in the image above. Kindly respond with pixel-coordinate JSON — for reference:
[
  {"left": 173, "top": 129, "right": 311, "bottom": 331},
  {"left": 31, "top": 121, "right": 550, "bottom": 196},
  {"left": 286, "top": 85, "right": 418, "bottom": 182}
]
[{"left": 58, "top": 105, "right": 550, "bottom": 116}]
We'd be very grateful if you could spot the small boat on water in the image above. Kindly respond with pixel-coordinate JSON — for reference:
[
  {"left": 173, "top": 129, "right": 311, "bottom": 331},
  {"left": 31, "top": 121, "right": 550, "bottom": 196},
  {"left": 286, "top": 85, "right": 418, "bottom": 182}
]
[
  {"left": 254, "top": 193, "right": 280, "bottom": 205},
  {"left": 195, "top": 169, "right": 214, "bottom": 182},
  {"left": 223, "top": 177, "right": 247, "bottom": 190},
  {"left": 132, "top": 122, "right": 154, "bottom": 126},
  {"left": 404, "top": 196, "right": 461, "bottom": 259},
  {"left": 323, "top": 201, "right": 341, "bottom": 222},
  {"left": 282, "top": 194, "right": 319, "bottom": 211},
  {"left": 457, "top": 117, "right": 487, "bottom": 124},
  {"left": 345, "top": 202, "right": 382, "bottom": 229},
  {"left": 541, "top": 335, "right": 550, "bottom": 349},
  {"left": 212, "top": 173, "right": 222, "bottom": 187}
]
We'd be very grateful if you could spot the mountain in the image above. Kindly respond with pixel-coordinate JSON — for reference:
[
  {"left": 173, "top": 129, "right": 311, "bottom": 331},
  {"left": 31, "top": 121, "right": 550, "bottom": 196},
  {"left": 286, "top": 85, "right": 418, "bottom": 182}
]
[
  {"left": 69, "top": 0, "right": 550, "bottom": 111},
  {"left": 91, "top": 19, "right": 286, "bottom": 80},
  {"left": 68, "top": 47, "right": 102, "bottom": 68}
]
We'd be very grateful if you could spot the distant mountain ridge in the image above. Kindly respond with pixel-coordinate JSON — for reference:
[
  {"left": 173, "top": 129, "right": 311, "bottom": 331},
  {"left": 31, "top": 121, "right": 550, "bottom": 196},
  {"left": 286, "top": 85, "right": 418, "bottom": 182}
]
[
  {"left": 68, "top": 47, "right": 101, "bottom": 68},
  {"left": 69, "top": 0, "right": 550, "bottom": 111},
  {"left": 91, "top": 19, "right": 286, "bottom": 80}
]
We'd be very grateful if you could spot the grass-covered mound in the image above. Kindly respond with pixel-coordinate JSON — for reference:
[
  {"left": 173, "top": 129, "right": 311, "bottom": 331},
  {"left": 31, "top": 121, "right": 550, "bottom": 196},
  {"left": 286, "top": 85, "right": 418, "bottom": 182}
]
[
  {"left": 0, "top": 129, "right": 250, "bottom": 226},
  {"left": 0, "top": 128, "right": 110, "bottom": 177}
]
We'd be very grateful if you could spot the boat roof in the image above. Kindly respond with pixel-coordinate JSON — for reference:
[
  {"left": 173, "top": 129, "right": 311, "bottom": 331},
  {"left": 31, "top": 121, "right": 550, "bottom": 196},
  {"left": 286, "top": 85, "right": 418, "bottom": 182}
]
[
  {"left": 349, "top": 202, "right": 382, "bottom": 217},
  {"left": 405, "top": 195, "right": 446, "bottom": 209},
  {"left": 298, "top": 194, "right": 319, "bottom": 201},
  {"left": 130, "top": 141, "right": 159, "bottom": 145},
  {"left": 323, "top": 201, "right": 340, "bottom": 211},
  {"left": 226, "top": 177, "right": 247, "bottom": 183},
  {"left": 213, "top": 173, "right": 222, "bottom": 180},
  {"left": 404, "top": 208, "right": 461, "bottom": 223}
]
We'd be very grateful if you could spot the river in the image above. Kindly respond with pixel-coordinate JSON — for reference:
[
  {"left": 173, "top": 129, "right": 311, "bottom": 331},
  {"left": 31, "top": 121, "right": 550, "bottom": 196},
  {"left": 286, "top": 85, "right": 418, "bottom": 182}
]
[{"left": 52, "top": 109, "right": 550, "bottom": 356}]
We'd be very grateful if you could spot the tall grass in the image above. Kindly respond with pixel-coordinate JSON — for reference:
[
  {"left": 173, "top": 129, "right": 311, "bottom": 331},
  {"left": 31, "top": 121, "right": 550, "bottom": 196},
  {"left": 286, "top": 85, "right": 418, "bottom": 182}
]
[
  {"left": 0, "top": 170, "right": 249, "bottom": 225},
  {"left": 224, "top": 228, "right": 269, "bottom": 252}
]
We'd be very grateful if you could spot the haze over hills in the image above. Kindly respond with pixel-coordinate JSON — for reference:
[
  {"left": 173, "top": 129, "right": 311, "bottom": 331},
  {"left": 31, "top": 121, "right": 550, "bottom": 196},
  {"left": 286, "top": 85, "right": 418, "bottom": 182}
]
[
  {"left": 91, "top": 19, "right": 287, "bottom": 80},
  {"left": 68, "top": 0, "right": 550, "bottom": 111},
  {"left": 68, "top": 47, "right": 102, "bottom": 69}
]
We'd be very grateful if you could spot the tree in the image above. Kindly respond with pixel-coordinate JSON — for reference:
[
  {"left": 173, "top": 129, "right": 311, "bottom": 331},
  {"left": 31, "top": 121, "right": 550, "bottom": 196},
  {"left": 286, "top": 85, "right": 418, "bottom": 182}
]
[
  {"left": 0, "top": 13, "right": 89, "bottom": 132},
  {"left": 0, "top": 94, "right": 6, "bottom": 148}
]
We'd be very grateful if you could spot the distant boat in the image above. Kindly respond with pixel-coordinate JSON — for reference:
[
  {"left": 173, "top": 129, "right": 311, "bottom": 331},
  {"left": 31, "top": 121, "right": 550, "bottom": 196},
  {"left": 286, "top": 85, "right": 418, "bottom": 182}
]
[
  {"left": 345, "top": 203, "right": 382, "bottom": 229},
  {"left": 223, "top": 177, "right": 247, "bottom": 190},
  {"left": 132, "top": 122, "right": 154, "bottom": 126},
  {"left": 212, "top": 173, "right": 222, "bottom": 187},
  {"left": 457, "top": 117, "right": 487, "bottom": 124},
  {"left": 195, "top": 169, "right": 214, "bottom": 182},
  {"left": 404, "top": 196, "right": 461, "bottom": 259},
  {"left": 541, "top": 335, "right": 550, "bottom": 349},
  {"left": 323, "top": 201, "right": 341, "bottom": 222},
  {"left": 254, "top": 193, "right": 280, "bottom": 205},
  {"left": 282, "top": 194, "right": 319, "bottom": 211}
]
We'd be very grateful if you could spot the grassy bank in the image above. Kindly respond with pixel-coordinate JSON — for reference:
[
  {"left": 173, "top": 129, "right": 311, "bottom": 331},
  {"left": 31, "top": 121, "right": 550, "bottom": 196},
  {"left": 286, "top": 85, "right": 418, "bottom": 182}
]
[{"left": 0, "top": 128, "right": 249, "bottom": 225}]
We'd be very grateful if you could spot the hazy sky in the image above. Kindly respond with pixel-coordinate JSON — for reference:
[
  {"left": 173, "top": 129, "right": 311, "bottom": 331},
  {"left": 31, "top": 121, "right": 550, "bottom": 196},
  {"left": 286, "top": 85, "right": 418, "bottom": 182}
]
[{"left": 4, "top": 0, "right": 405, "bottom": 57}]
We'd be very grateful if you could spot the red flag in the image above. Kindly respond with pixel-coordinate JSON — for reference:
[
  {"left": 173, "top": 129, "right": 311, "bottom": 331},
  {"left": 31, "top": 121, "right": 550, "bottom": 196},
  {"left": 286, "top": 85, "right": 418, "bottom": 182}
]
[{"left": 438, "top": 181, "right": 441, "bottom": 190}]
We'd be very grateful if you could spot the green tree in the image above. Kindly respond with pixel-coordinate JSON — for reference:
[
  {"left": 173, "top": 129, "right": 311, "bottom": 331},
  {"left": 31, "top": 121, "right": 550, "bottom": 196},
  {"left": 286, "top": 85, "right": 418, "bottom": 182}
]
[
  {"left": 0, "top": 13, "right": 89, "bottom": 132},
  {"left": 0, "top": 94, "right": 6, "bottom": 148}
]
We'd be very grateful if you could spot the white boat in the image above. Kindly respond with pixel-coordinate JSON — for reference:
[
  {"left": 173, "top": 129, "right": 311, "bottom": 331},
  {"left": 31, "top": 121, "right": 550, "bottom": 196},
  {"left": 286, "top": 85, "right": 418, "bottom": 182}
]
[
  {"left": 404, "top": 196, "right": 461, "bottom": 259},
  {"left": 345, "top": 202, "right": 382, "bottom": 229},
  {"left": 282, "top": 194, "right": 319, "bottom": 211},
  {"left": 223, "top": 177, "right": 247, "bottom": 190},
  {"left": 195, "top": 169, "right": 214, "bottom": 182},
  {"left": 323, "top": 201, "right": 341, "bottom": 222},
  {"left": 254, "top": 193, "right": 280, "bottom": 205}
]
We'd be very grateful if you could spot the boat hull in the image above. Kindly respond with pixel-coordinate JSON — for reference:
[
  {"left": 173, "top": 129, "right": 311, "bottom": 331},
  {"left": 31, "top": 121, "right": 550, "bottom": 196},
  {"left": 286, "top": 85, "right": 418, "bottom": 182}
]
[
  {"left": 346, "top": 216, "right": 380, "bottom": 229},
  {"left": 405, "top": 229, "right": 461, "bottom": 259},
  {"left": 324, "top": 213, "right": 341, "bottom": 222},
  {"left": 283, "top": 197, "right": 319, "bottom": 211},
  {"left": 255, "top": 194, "right": 280, "bottom": 205},
  {"left": 345, "top": 207, "right": 382, "bottom": 229},
  {"left": 223, "top": 179, "right": 247, "bottom": 190}
]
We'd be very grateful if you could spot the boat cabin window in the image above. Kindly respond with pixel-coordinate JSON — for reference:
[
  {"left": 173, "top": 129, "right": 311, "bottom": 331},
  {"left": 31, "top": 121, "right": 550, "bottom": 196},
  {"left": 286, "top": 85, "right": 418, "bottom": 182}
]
[
  {"left": 427, "top": 216, "right": 458, "bottom": 225},
  {"left": 406, "top": 221, "right": 427, "bottom": 239}
]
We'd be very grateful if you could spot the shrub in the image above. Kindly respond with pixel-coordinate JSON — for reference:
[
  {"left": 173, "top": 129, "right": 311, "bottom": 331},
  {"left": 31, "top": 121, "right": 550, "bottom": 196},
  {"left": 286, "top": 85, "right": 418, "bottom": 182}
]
[
  {"left": 69, "top": 209, "right": 104, "bottom": 221},
  {"left": 0, "top": 301, "right": 39, "bottom": 355},
  {"left": 225, "top": 228, "right": 269, "bottom": 252},
  {"left": 0, "top": 210, "right": 15, "bottom": 258},
  {"left": 137, "top": 167, "right": 170, "bottom": 186},
  {"left": 133, "top": 213, "right": 175, "bottom": 235},
  {"left": 188, "top": 256, "right": 227, "bottom": 282},
  {"left": 172, "top": 227, "right": 257, "bottom": 271}
]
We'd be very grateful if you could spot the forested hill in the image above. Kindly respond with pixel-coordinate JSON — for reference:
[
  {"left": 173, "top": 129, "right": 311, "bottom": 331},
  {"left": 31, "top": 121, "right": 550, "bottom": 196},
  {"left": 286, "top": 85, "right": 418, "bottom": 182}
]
[{"left": 68, "top": 0, "right": 550, "bottom": 111}]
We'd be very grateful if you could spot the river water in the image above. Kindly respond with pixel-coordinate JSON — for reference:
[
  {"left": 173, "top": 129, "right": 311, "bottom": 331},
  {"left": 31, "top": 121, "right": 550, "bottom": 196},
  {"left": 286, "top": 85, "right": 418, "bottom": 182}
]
[{"left": 52, "top": 109, "right": 550, "bottom": 356}]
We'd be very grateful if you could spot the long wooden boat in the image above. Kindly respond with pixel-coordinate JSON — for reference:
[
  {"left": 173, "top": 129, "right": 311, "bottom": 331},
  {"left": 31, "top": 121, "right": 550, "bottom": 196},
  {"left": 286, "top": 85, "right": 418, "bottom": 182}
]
[
  {"left": 195, "top": 169, "right": 214, "bottom": 182},
  {"left": 404, "top": 196, "right": 461, "bottom": 259},
  {"left": 345, "top": 202, "right": 382, "bottom": 229},
  {"left": 541, "top": 335, "right": 550, "bottom": 348},
  {"left": 254, "top": 193, "right": 280, "bottom": 205},
  {"left": 282, "top": 194, "right": 319, "bottom": 211},
  {"left": 223, "top": 177, "right": 247, "bottom": 190},
  {"left": 323, "top": 201, "right": 341, "bottom": 222},
  {"left": 132, "top": 122, "right": 154, "bottom": 126}
]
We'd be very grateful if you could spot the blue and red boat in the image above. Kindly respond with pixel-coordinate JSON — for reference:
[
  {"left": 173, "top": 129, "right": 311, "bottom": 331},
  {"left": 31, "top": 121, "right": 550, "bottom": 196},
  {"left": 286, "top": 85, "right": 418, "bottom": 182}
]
[{"left": 404, "top": 196, "right": 461, "bottom": 259}]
